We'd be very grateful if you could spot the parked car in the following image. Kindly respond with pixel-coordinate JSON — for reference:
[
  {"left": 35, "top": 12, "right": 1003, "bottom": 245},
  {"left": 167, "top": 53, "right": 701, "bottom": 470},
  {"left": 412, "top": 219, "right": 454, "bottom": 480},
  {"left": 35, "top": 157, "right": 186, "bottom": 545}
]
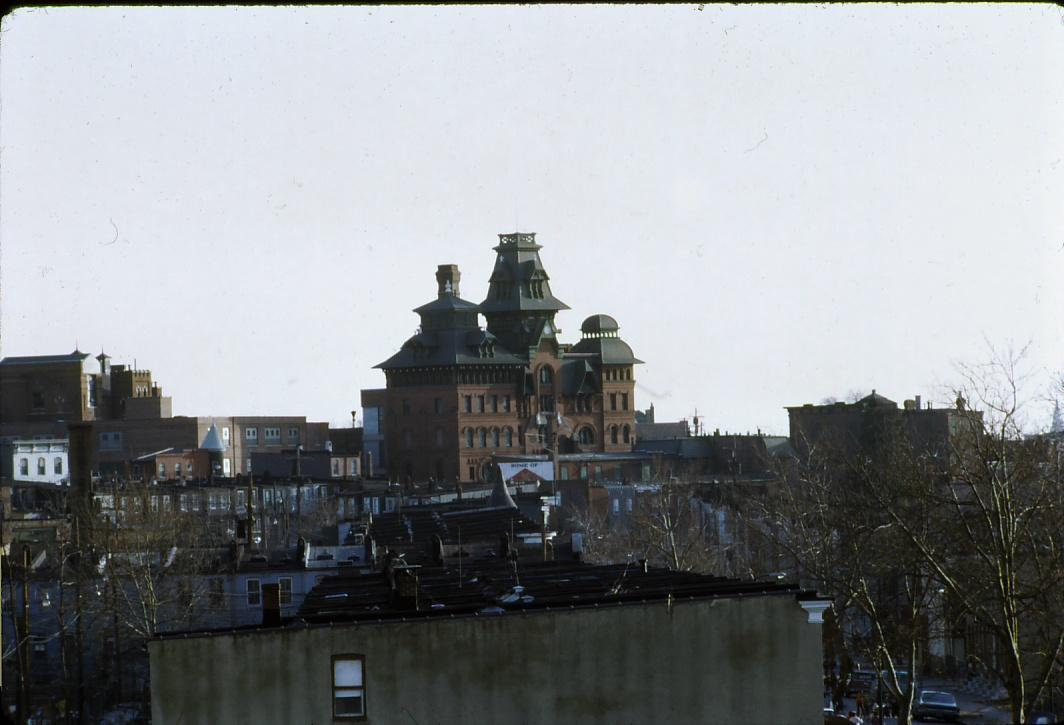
[
  {"left": 846, "top": 669, "right": 878, "bottom": 696},
  {"left": 913, "top": 690, "right": 960, "bottom": 722},
  {"left": 880, "top": 669, "right": 914, "bottom": 695},
  {"left": 1029, "top": 713, "right": 1060, "bottom": 725}
]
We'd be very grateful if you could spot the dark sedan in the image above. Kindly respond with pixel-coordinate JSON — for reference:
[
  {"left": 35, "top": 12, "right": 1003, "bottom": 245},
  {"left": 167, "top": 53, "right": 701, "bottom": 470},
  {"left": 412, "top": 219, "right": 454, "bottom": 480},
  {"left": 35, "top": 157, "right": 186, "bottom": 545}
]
[{"left": 914, "top": 690, "right": 961, "bottom": 722}]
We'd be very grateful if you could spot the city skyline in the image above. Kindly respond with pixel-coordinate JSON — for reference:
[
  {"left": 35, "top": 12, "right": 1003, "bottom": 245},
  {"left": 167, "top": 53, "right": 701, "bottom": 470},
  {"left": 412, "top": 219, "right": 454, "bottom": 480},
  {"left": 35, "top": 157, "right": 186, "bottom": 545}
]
[{"left": 2, "top": 5, "right": 1062, "bottom": 433}]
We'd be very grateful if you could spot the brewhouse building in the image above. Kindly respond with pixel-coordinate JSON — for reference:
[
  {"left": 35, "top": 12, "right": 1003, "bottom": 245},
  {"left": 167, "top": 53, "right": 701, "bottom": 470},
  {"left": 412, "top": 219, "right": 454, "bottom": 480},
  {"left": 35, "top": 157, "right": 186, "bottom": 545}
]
[{"left": 369, "top": 232, "right": 642, "bottom": 483}]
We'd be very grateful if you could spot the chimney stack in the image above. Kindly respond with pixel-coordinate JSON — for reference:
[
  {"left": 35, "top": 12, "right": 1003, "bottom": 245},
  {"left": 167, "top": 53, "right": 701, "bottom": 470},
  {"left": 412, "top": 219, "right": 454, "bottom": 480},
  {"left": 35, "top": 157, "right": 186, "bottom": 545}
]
[
  {"left": 435, "top": 264, "right": 461, "bottom": 298},
  {"left": 68, "top": 422, "right": 95, "bottom": 534}
]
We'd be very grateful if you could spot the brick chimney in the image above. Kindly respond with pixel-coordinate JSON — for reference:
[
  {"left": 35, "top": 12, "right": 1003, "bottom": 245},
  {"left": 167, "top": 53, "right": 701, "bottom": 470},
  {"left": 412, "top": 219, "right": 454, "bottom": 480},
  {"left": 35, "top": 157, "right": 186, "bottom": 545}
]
[{"left": 436, "top": 264, "right": 461, "bottom": 298}]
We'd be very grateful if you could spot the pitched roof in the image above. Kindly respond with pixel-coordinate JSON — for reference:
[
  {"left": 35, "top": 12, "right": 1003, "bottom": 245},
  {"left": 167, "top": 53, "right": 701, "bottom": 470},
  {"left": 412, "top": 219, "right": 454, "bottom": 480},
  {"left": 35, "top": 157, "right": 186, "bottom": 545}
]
[{"left": 0, "top": 351, "right": 90, "bottom": 366}]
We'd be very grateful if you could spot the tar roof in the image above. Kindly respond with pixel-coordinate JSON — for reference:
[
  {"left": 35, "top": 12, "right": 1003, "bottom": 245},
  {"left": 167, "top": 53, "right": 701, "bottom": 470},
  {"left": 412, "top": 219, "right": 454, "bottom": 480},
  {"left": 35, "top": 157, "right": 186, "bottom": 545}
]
[{"left": 297, "top": 559, "right": 807, "bottom": 624}]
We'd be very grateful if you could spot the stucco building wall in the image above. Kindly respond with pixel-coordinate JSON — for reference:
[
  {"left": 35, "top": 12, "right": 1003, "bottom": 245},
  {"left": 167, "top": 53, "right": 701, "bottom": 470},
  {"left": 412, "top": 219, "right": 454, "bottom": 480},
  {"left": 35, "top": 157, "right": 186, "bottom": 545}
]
[{"left": 150, "top": 593, "right": 823, "bottom": 725}]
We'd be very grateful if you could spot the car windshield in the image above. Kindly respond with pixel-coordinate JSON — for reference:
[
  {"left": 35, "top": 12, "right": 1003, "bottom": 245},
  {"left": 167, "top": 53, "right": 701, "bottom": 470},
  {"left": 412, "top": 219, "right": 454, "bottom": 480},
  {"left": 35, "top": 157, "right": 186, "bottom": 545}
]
[{"left": 921, "top": 692, "right": 956, "bottom": 705}]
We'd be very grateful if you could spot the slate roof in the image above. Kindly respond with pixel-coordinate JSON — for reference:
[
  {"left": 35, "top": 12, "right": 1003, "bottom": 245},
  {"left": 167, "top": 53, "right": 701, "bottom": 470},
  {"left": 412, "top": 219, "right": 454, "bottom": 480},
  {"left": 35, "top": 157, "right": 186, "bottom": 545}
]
[
  {"left": 479, "top": 233, "right": 569, "bottom": 314},
  {"left": 297, "top": 559, "right": 809, "bottom": 624},
  {"left": 580, "top": 314, "right": 620, "bottom": 335},
  {"left": 559, "top": 358, "right": 599, "bottom": 396}
]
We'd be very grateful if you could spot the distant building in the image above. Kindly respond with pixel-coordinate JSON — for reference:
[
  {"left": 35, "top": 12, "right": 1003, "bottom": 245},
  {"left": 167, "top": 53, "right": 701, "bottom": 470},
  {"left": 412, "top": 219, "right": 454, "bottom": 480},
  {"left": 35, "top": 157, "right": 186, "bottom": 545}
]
[
  {"left": 92, "top": 416, "right": 329, "bottom": 478},
  {"left": 1, "top": 350, "right": 330, "bottom": 477},
  {"left": 786, "top": 390, "right": 984, "bottom": 462},
  {"left": 367, "top": 232, "right": 642, "bottom": 484},
  {"left": 2, "top": 437, "right": 69, "bottom": 485},
  {"left": 150, "top": 560, "right": 829, "bottom": 725},
  {"left": 634, "top": 403, "right": 690, "bottom": 440},
  {"left": 0, "top": 350, "right": 171, "bottom": 429}
]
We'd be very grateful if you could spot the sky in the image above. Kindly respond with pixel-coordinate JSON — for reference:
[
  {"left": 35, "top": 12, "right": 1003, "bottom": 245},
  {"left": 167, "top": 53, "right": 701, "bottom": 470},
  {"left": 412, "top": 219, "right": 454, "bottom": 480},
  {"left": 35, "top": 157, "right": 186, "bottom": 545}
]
[{"left": 2, "top": 5, "right": 1063, "bottom": 434}]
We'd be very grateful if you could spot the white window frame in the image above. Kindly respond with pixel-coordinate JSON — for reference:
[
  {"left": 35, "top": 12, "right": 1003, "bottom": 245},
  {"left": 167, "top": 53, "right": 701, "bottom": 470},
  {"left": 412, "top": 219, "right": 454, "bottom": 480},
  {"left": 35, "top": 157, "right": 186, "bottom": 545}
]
[
  {"left": 332, "top": 655, "right": 366, "bottom": 720},
  {"left": 278, "top": 576, "right": 293, "bottom": 606},
  {"left": 246, "top": 578, "right": 261, "bottom": 607}
]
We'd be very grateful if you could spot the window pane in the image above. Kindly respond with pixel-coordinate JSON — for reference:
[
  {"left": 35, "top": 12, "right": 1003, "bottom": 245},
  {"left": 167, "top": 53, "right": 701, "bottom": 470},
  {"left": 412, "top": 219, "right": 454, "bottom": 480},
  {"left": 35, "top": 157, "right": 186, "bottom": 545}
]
[
  {"left": 334, "top": 659, "right": 363, "bottom": 687},
  {"left": 334, "top": 690, "right": 364, "bottom": 716}
]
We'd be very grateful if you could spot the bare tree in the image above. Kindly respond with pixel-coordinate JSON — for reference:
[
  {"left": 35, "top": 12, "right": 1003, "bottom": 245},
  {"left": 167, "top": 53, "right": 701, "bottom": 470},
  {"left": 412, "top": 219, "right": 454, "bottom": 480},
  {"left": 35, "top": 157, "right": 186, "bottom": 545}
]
[
  {"left": 751, "top": 429, "right": 936, "bottom": 724},
  {"left": 872, "top": 348, "right": 1064, "bottom": 723}
]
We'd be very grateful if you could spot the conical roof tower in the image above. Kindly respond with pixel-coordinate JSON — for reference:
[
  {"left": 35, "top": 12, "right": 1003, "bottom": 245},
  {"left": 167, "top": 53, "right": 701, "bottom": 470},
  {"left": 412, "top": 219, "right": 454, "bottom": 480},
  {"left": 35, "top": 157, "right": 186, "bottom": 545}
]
[{"left": 479, "top": 232, "right": 569, "bottom": 357}]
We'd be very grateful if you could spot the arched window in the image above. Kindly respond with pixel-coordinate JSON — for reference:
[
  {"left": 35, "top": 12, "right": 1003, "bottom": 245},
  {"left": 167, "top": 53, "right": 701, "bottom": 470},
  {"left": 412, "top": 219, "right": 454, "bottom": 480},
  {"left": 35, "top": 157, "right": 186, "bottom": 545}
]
[
  {"left": 19, "top": 458, "right": 28, "bottom": 476},
  {"left": 623, "top": 425, "right": 631, "bottom": 444},
  {"left": 491, "top": 428, "right": 500, "bottom": 448},
  {"left": 478, "top": 428, "right": 487, "bottom": 448},
  {"left": 610, "top": 426, "right": 618, "bottom": 445},
  {"left": 54, "top": 457, "right": 63, "bottom": 474},
  {"left": 578, "top": 427, "right": 595, "bottom": 445},
  {"left": 539, "top": 366, "right": 553, "bottom": 384},
  {"left": 504, "top": 427, "right": 513, "bottom": 447},
  {"left": 465, "top": 429, "right": 474, "bottom": 448},
  {"left": 37, "top": 457, "right": 46, "bottom": 476}
]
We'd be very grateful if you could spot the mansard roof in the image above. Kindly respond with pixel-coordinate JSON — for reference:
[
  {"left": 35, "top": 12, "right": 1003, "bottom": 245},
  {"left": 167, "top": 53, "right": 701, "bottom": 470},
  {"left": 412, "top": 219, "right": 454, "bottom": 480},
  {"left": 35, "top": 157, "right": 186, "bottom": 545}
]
[
  {"left": 479, "top": 232, "right": 570, "bottom": 314},
  {"left": 560, "top": 358, "right": 600, "bottom": 395}
]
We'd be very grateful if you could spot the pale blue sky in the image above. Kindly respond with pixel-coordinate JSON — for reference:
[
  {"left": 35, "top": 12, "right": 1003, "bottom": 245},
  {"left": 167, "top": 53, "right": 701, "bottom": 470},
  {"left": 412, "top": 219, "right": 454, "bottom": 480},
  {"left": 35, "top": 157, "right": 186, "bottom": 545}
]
[{"left": 2, "top": 5, "right": 1062, "bottom": 433}]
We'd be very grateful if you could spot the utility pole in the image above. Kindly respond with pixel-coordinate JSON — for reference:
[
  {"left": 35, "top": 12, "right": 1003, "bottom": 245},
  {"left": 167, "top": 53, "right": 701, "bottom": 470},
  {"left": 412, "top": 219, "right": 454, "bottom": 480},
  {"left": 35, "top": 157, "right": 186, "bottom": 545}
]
[
  {"left": 110, "top": 518, "right": 122, "bottom": 706},
  {"left": 75, "top": 518, "right": 85, "bottom": 725},
  {"left": 0, "top": 504, "right": 5, "bottom": 716},
  {"left": 19, "top": 545, "right": 31, "bottom": 725}
]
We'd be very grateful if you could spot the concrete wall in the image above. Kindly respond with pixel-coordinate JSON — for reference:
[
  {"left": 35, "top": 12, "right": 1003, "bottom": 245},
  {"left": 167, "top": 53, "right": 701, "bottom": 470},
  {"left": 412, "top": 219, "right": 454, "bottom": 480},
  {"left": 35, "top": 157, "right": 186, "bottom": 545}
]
[{"left": 150, "top": 593, "right": 823, "bottom": 725}]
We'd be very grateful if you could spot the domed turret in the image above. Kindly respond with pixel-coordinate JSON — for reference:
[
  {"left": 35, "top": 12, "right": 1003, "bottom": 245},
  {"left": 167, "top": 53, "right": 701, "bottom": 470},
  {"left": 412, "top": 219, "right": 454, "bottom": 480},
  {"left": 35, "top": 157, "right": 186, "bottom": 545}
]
[
  {"left": 571, "top": 315, "right": 643, "bottom": 364},
  {"left": 580, "top": 314, "right": 620, "bottom": 337}
]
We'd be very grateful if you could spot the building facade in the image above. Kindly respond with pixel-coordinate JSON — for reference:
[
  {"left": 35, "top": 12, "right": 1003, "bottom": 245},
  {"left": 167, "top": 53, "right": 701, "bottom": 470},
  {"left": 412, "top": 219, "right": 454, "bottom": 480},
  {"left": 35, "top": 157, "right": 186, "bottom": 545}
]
[
  {"left": 0, "top": 350, "right": 171, "bottom": 430},
  {"left": 4, "top": 437, "right": 70, "bottom": 484},
  {"left": 150, "top": 562, "right": 829, "bottom": 725},
  {"left": 786, "top": 390, "right": 984, "bottom": 462},
  {"left": 369, "top": 232, "right": 642, "bottom": 484}
]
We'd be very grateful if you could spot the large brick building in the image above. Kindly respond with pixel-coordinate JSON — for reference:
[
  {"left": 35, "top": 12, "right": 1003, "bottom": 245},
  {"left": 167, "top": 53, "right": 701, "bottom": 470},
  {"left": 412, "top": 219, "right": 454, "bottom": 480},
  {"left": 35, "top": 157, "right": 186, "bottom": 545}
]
[
  {"left": 369, "top": 232, "right": 642, "bottom": 484},
  {"left": 1, "top": 350, "right": 329, "bottom": 479}
]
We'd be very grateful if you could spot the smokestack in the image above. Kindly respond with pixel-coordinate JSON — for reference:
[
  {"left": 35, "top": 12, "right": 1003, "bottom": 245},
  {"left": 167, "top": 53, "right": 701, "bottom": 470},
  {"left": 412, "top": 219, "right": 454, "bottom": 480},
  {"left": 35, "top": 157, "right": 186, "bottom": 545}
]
[
  {"left": 915, "top": 395, "right": 922, "bottom": 411},
  {"left": 262, "top": 583, "right": 281, "bottom": 627}
]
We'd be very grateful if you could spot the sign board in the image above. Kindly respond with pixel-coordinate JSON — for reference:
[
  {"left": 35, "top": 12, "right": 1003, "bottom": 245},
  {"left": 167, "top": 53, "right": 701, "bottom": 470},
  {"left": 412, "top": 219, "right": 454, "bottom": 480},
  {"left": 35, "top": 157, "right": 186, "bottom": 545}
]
[{"left": 498, "top": 461, "right": 554, "bottom": 483}]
